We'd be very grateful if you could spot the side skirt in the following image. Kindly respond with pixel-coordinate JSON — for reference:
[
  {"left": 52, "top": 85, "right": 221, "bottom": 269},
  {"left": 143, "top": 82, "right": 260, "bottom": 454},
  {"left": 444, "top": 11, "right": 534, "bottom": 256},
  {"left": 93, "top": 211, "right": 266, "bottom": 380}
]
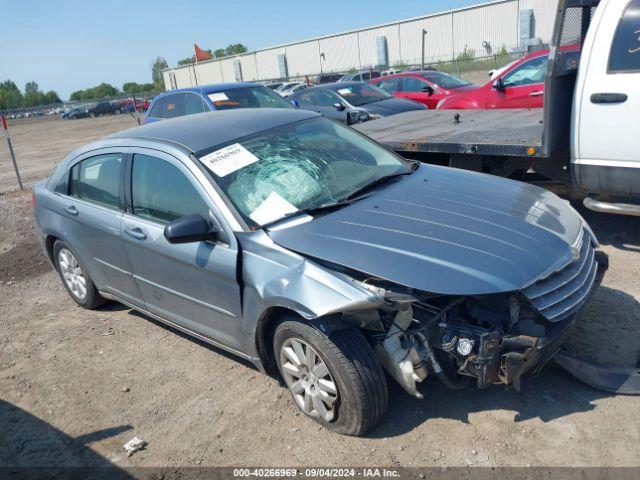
[{"left": 99, "top": 290, "right": 262, "bottom": 367}]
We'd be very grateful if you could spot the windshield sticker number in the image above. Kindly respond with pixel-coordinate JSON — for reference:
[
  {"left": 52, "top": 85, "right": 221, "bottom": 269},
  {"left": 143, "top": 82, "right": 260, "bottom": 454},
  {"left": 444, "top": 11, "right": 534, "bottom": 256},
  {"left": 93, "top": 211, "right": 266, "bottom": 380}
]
[
  {"left": 249, "top": 191, "right": 298, "bottom": 225},
  {"left": 207, "top": 92, "right": 229, "bottom": 102},
  {"left": 200, "top": 143, "right": 259, "bottom": 177},
  {"left": 337, "top": 88, "right": 352, "bottom": 96}
]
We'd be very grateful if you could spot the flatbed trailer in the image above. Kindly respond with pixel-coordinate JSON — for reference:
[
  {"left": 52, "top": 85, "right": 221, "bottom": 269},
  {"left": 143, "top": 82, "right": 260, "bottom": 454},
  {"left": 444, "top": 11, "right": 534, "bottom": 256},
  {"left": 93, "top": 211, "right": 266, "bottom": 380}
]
[{"left": 354, "top": 108, "right": 544, "bottom": 160}]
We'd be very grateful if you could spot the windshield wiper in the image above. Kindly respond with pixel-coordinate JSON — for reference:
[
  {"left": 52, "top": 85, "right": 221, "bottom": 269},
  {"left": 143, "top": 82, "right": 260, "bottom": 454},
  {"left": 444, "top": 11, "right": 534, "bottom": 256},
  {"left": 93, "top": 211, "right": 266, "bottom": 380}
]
[
  {"left": 343, "top": 162, "right": 419, "bottom": 202},
  {"left": 262, "top": 200, "right": 352, "bottom": 229}
]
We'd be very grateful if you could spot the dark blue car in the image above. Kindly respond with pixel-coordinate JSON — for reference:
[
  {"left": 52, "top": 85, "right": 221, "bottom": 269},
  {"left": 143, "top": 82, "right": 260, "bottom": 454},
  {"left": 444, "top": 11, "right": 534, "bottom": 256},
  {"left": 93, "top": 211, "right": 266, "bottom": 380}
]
[{"left": 144, "top": 82, "right": 293, "bottom": 123}]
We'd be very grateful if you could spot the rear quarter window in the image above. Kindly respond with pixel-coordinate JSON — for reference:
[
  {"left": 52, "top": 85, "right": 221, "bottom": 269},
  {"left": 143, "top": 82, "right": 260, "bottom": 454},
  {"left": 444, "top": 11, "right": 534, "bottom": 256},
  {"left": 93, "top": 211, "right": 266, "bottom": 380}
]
[
  {"left": 148, "top": 94, "right": 185, "bottom": 118},
  {"left": 609, "top": 0, "right": 640, "bottom": 73}
]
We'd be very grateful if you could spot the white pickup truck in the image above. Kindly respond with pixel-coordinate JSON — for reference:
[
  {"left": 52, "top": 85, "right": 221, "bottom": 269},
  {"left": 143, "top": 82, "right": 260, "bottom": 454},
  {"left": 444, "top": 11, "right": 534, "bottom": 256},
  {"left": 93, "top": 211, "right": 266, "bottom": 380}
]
[{"left": 357, "top": 0, "right": 640, "bottom": 216}]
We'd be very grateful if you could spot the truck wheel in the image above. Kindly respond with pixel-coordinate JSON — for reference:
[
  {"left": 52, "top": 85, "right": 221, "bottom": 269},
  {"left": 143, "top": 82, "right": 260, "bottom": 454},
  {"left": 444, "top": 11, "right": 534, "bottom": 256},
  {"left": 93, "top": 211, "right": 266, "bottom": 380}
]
[
  {"left": 53, "top": 240, "right": 107, "bottom": 310},
  {"left": 274, "top": 316, "right": 388, "bottom": 436}
]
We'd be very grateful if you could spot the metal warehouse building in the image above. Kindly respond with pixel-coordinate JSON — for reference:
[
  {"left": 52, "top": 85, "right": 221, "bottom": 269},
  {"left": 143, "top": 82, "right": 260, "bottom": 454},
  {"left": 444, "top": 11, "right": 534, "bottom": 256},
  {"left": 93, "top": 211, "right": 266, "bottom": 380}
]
[{"left": 163, "top": 0, "right": 558, "bottom": 90}]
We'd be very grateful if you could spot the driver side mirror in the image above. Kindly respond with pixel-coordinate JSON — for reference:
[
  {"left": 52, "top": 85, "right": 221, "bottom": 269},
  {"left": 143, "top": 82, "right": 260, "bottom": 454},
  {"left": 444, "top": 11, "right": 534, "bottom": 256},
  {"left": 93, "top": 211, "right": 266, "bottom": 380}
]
[
  {"left": 333, "top": 102, "right": 346, "bottom": 111},
  {"left": 290, "top": 99, "right": 299, "bottom": 108},
  {"left": 421, "top": 85, "right": 434, "bottom": 95},
  {"left": 164, "top": 213, "right": 221, "bottom": 244},
  {"left": 493, "top": 77, "right": 506, "bottom": 91}
]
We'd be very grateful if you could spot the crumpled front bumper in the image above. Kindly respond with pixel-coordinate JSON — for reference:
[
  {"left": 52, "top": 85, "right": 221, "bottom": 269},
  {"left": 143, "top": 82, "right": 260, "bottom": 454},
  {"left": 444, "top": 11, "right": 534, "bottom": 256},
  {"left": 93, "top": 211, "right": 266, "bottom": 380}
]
[{"left": 473, "top": 253, "right": 608, "bottom": 390}]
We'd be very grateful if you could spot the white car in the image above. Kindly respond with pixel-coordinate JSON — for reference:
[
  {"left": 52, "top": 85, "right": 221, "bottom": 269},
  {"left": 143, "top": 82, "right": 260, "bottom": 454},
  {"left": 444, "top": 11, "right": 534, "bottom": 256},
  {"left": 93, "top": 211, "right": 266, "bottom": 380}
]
[{"left": 278, "top": 83, "right": 307, "bottom": 98}]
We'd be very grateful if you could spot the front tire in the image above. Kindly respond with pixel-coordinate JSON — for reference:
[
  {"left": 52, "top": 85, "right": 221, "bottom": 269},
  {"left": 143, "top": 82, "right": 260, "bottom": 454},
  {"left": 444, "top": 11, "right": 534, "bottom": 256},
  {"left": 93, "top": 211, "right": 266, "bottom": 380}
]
[
  {"left": 53, "top": 240, "right": 106, "bottom": 310},
  {"left": 274, "top": 316, "right": 388, "bottom": 436}
]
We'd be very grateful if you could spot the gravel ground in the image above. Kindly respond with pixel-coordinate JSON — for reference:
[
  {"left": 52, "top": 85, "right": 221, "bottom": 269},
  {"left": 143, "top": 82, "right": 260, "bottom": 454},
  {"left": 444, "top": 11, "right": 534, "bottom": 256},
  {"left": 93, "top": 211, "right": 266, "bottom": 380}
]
[{"left": 1, "top": 187, "right": 639, "bottom": 470}]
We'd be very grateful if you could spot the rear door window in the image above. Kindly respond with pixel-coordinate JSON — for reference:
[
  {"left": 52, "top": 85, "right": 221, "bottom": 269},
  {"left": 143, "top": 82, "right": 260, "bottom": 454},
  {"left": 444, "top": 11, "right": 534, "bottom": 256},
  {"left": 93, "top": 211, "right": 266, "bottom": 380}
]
[
  {"left": 69, "top": 153, "right": 122, "bottom": 209},
  {"left": 295, "top": 91, "right": 317, "bottom": 107},
  {"left": 402, "top": 77, "right": 427, "bottom": 92},
  {"left": 149, "top": 94, "right": 185, "bottom": 119},
  {"left": 609, "top": 0, "right": 640, "bottom": 73},
  {"left": 376, "top": 78, "right": 401, "bottom": 93}
]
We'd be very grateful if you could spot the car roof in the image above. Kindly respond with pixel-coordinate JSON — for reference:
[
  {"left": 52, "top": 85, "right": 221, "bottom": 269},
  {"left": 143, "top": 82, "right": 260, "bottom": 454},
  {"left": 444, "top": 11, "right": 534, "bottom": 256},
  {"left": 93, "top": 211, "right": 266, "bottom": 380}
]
[
  {"left": 108, "top": 108, "right": 319, "bottom": 154},
  {"left": 154, "top": 82, "right": 261, "bottom": 98},
  {"left": 301, "top": 81, "right": 365, "bottom": 92}
]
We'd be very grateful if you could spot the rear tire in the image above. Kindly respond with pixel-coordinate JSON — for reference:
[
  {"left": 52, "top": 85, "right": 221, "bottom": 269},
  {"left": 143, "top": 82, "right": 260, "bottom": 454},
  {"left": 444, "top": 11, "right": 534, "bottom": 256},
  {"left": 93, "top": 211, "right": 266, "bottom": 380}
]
[
  {"left": 53, "top": 240, "right": 107, "bottom": 310},
  {"left": 274, "top": 316, "right": 388, "bottom": 436}
]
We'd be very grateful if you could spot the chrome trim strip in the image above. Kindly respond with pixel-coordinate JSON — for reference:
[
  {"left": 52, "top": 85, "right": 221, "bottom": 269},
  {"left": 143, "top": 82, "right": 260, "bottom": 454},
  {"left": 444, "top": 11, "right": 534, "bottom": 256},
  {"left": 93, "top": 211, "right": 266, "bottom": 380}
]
[{"left": 94, "top": 257, "right": 131, "bottom": 275}]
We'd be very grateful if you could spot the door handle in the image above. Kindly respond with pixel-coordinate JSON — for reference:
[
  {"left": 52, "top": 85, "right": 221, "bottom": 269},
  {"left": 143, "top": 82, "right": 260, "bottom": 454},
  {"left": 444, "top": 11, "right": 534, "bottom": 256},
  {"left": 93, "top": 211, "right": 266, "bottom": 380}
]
[
  {"left": 64, "top": 205, "right": 78, "bottom": 216},
  {"left": 529, "top": 90, "right": 544, "bottom": 97},
  {"left": 125, "top": 227, "right": 147, "bottom": 240},
  {"left": 590, "top": 93, "right": 627, "bottom": 104}
]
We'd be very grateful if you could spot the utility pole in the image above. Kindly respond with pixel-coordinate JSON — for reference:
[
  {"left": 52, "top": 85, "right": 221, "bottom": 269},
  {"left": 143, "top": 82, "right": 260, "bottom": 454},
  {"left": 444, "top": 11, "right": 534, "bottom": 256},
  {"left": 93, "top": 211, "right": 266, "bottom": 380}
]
[{"left": 421, "top": 29, "right": 428, "bottom": 70}]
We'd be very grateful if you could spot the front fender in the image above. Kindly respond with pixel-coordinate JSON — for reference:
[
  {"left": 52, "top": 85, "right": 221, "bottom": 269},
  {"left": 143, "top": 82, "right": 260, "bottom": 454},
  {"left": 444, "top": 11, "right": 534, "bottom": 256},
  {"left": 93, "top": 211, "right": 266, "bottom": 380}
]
[{"left": 238, "top": 231, "right": 384, "bottom": 354}]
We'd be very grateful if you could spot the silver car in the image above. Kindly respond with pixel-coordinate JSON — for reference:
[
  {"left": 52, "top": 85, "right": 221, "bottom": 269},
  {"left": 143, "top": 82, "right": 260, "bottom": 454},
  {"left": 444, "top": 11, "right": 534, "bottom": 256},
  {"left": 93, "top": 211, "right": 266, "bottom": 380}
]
[{"left": 33, "top": 109, "right": 607, "bottom": 436}]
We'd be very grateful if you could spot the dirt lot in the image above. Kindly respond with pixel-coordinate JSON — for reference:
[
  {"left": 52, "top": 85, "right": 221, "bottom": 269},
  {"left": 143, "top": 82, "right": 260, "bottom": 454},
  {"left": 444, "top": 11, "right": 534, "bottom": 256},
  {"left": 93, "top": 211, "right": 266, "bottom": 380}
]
[{"left": 1, "top": 188, "right": 639, "bottom": 470}]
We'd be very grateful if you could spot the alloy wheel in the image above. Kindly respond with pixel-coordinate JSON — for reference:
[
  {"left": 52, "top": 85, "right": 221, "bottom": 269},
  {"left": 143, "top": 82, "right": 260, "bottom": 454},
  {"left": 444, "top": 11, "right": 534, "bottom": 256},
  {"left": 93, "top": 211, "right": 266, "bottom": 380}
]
[
  {"left": 279, "top": 337, "right": 338, "bottom": 421},
  {"left": 58, "top": 248, "right": 87, "bottom": 300}
]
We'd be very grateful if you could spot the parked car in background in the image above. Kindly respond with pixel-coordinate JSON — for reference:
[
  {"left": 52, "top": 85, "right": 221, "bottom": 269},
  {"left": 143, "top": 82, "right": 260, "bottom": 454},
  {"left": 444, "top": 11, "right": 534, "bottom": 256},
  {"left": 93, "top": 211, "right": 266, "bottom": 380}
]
[
  {"left": 144, "top": 83, "right": 293, "bottom": 123},
  {"left": 311, "top": 73, "right": 343, "bottom": 84},
  {"left": 278, "top": 83, "right": 307, "bottom": 98},
  {"left": 370, "top": 70, "right": 475, "bottom": 109},
  {"left": 266, "top": 82, "right": 284, "bottom": 90},
  {"left": 381, "top": 68, "right": 402, "bottom": 76},
  {"left": 62, "top": 104, "right": 94, "bottom": 119},
  {"left": 338, "top": 70, "right": 381, "bottom": 82},
  {"left": 85, "top": 101, "right": 123, "bottom": 117},
  {"left": 33, "top": 108, "right": 606, "bottom": 436},
  {"left": 290, "top": 82, "right": 425, "bottom": 124},
  {"left": 436, "top": 49, "right": 550, "bottom": 110}
]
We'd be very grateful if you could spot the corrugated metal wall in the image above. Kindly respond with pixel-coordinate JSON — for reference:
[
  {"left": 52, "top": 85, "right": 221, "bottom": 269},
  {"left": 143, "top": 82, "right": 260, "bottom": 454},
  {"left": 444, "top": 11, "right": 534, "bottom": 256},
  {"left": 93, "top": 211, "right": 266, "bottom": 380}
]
[{"left": 164, "top": 0, "right": 558, "bottom": 89}]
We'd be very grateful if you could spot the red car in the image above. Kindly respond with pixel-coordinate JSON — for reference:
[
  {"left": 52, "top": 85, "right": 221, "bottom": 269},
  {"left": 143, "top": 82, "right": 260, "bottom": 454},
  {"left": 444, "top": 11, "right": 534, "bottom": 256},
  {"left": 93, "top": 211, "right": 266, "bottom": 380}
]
[
  {"left": 370, "top": 70, "right": 476, "bottom": 109},
  {"left": 436, "top": 49, "right": 550, "bottom": 110}
]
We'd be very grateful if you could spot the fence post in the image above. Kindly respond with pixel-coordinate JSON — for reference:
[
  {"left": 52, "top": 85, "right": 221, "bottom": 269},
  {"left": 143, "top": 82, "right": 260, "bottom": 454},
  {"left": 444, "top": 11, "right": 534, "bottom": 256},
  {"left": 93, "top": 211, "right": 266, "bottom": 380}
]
[{"left": 1, "top": 115, "right": 23, "bottom": 191}]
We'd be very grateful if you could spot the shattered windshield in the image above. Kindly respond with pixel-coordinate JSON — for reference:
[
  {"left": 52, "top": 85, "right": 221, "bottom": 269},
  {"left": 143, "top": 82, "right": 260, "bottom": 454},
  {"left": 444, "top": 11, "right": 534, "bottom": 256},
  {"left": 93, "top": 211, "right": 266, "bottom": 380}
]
[{"left": 198, "top": 118, "right": 408, "bottom": 227}]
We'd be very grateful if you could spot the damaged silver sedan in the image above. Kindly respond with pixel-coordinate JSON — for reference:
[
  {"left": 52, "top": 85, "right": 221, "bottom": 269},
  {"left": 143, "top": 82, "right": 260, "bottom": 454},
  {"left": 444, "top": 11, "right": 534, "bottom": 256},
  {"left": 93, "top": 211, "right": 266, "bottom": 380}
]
[{"left": 33, "top": 109, "right": 608, "bottom": 436}]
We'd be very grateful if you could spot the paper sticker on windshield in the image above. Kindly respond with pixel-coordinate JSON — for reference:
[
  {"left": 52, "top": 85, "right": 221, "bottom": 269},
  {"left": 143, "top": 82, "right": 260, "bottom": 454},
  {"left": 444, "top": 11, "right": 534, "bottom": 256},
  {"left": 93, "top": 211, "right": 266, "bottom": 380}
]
[
  {"left": 249, "top": 191, "right": 298, "bottom": 225},
  {"left": 207, "top": 92, "right": 229, "bottom": 102},
  {"left": 200, "top": 143, "right": 259, "bottom": 177},
  {"left": 337, "top": 88, "right": 352, "bottom": 95}
]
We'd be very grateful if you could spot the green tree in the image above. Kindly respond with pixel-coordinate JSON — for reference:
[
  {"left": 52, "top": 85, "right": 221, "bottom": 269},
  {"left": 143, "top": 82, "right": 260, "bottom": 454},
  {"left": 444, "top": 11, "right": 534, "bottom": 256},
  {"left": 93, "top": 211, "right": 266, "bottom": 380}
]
[
  {"left": 43, "top": 91, "right": 61, "bottom": 104},
  {"left": 123, "top": 82, "right": 154, "bottom": 94},
  {"left": 0, "top": 80, "right": 24, "bottom": 109},
  {"left": 152, "top": 56, "right": 169, "bottom": 91},
  {"left": 212, "top": 44, "right": 248, "bottom": 59},
  {"left": 69, "top": 83, "right": 118, "bottom": 101},
  {"left": 177, "top": 56, "right": 195, "bottom": 66},
  {"left": 225, "top": 43, "right": 247, "bottom": 56}
]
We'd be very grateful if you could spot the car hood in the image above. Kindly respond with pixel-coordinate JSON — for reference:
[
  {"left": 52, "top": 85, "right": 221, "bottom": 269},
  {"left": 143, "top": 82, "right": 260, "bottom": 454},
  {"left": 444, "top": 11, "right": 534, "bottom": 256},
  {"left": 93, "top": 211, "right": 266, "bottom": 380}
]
[
  {"left": 361, "top": 97, "right": 426, "bottom": 116},
  {"left": 268, "top": 165, "right": 584, "bottom": 295}
]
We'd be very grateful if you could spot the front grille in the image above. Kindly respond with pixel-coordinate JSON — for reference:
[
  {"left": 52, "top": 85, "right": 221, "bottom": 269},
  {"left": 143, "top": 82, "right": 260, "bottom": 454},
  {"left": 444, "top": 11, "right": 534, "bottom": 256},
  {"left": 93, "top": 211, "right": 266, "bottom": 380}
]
[{"left": 523, "top": 229, "right": 598, "bottom": 323}]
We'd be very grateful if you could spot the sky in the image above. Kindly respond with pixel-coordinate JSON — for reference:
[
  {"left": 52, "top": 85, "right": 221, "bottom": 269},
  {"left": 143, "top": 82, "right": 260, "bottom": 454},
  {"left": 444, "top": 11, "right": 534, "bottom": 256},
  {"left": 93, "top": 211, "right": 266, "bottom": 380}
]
[{"left": 1, "top": 0, "right": 483, "bottom": 100}]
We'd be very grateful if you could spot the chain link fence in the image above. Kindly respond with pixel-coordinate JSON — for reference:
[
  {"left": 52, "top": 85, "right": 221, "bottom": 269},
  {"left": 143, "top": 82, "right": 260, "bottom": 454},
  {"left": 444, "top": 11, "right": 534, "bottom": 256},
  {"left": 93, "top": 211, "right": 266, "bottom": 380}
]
[{"left": 0, "top": 93, "right": 153, "bottom": 194}]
